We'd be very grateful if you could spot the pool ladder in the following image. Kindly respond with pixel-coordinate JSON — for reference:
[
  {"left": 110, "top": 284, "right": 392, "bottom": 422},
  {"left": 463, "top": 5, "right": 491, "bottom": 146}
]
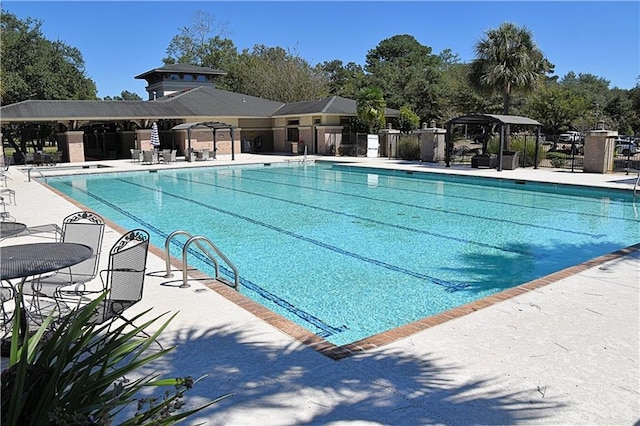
[{"left": 164, "top": 230, "right": 239, "bottom": 290}]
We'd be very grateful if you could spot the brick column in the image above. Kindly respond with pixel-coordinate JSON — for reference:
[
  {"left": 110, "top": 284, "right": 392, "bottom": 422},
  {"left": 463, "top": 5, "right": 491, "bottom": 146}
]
[
  {"left": 57, "top": 131, "right": 85, "bottom": 163},
  {"left": 136, "top": 129, "right": 152, "bottom": 151},
  {"left": 584, "top": 129, "right": 617, "bottom": 173}
]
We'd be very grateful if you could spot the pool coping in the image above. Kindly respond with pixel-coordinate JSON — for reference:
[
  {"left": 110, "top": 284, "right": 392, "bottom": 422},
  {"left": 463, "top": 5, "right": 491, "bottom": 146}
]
[
  {"left": 39, "top": 159, "right": 640, "bottom": 360},
  {"left": 192, "top": 242, "right": 640, "bottom": 360}
]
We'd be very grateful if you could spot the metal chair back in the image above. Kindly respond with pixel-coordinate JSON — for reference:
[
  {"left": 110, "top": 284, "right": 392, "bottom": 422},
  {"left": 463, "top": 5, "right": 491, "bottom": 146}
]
[
  {"left": 92, "top": 229, "right": 149, "bottom": 324},
  {"left": 60, "top": 211, "right": 105, "bottom": 283}
]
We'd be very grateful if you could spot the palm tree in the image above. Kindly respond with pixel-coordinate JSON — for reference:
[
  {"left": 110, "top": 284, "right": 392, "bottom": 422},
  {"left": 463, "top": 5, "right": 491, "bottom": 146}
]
[
  {"left": 356, "top": 86, "right": 386, "bottom": 134},
  {"left": 469, "top": 22, "right": 552, "bottom": 115}
]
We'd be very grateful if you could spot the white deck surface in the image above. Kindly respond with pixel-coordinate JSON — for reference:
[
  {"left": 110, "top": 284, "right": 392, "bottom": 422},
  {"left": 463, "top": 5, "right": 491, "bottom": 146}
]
[{"left": 2, "top": 155, "right": 638, "bottom": 425}]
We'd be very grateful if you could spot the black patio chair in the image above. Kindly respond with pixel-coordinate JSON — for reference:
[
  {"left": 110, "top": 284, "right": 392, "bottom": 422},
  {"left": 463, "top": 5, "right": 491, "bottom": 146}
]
[
  {"left": 56, "top": 229, "right": 152, "bottom": 340},
  {"left": 25, "top": 211, "right": 105, "bottom": 300}
]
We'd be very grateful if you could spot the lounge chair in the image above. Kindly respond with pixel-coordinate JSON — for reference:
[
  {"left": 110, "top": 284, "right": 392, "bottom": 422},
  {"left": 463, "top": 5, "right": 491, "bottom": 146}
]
[{"left": 200, "top": 148, "right": 209, "bottom": 160}]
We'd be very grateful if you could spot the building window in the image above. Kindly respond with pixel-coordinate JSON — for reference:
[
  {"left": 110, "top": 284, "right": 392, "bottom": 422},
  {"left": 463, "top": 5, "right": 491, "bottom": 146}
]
[
  {"left": 184, "top": 74, "right": 194, "bottom": 81},
  {"left": 196, "top": 75, "right": 208, "bottom": 82},
  {"left": 169, "top": 74, "right": 179, "bottom": 80},
  {"left": 287, "top": 127, "right": 299, "bottom": 142}
]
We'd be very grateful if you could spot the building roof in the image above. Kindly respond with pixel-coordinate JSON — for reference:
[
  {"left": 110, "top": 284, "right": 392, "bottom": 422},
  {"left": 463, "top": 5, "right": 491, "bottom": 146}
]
[
  {"left": 273, "top": 96, "right": 399, "bottom": 117},
  {"left": 0, "top": 87, "right": 285, "bottom": 122},
  {"left": 134, "top": 63, "right": 227, "bottom": 80},
  {"left": 0, "top": 99, "right": 172, "bottom": 121},
  {"left": 0, "top": 88, "right": 398, "bottom": 123},
  {"left": 157, "top": 86, "right": 285, "bottom": 117}
]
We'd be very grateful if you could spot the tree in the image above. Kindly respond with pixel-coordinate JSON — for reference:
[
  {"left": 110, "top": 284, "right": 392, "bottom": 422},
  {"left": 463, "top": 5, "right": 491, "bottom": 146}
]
[
  {"left": 395, "top": 106, "right": 420, "bottom": 133},
  {"left": 364, "top": 35, "right": 442, "bottom": 121},
  {"left": 102, "top": 90, "right": 142, "bottom": 101},
  {"left": 319, "top": 59, "right": 366, "bottom": 99},
  {"left": 603, "top": 89, "right": 635, "bottom": 134},
  {"left": 163, "top": 10, "right": 234, "bottom": 69},
  {"left": 222, "top": 45, "right": 328, "bottom": 102},
  {"left": 525, "top": 84, "right": 588, "bottom": 137},
  {"left": 469, "top": 22, "right": 553, "bottom": 115},
  {"left": 0, "top": 10, "right": 97, "bottom": 104},
  {"left": 356, "top": 87, "right": 386, "bottom": 133},
  {"left": 628, "top": 82, "right": 640, "bottom": 135}
]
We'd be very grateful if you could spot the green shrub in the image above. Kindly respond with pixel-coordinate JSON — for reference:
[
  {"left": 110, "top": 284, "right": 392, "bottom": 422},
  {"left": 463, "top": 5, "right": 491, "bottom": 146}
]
[
  {"left": 486, "top": 135, "right": 541, "bottom": 167},
  {"left": 546, "top": 151, "right": 569, "bottom": 159},
  {"left": 398, "top": 135, "right": 420, "bottom": 160},
  {"left": 1, "top": 294, "right": 226, "bottom": 425}
]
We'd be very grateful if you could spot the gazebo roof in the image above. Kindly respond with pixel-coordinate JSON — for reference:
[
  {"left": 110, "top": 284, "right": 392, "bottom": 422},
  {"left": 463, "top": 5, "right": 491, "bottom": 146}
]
[
  {"left": 171, "top": 121, "right": 235, "bottom": 131},
  {"left": 446, "top": 114, "right": 542, "bottom": 127}
]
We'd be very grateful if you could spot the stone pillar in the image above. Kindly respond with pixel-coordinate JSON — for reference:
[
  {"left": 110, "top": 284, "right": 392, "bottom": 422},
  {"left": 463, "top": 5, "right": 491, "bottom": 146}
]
[
  {"left": 57, "top": 131, "right": 85, "bottom": 163},
  {"left": 414, "top": 127, "right": 446, "bottom": 162},
  {"left": 584, "top": 129, "right": 617, "bottom": 173},
  {"left": 379, "top": 128, "right": 400, "bottom": 158},
  {"left": 273, "top": 127, "right": 286, "bottom": 152},
  {"left": 136, "top": 129, "right": 152, "bottom": 151},
  {"left": 121, "top": 131, "right": 137, "bottom": 154}
]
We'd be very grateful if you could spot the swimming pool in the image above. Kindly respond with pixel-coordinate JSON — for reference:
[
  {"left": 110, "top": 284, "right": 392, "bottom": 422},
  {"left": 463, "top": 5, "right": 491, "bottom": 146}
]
[{"left": 45, "top": 163, "right": 640, "bottom": 346}]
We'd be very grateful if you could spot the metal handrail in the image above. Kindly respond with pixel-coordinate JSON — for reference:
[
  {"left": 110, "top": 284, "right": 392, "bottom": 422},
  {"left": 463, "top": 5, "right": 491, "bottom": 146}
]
[
  {"left": 181, "top": 236, "right": 239, "bottom": 290},
  {"left": 164, "top": 230, "right": 239, "bottom": 290},
  {"left": 624, "top": 168, "right": 639, "bottom": 197},
  {"left": 27, "top": 167, "right": 47, "bottom": 182},
  {"left": 163, "top": 230, "right": 218, "bottom": 278}
]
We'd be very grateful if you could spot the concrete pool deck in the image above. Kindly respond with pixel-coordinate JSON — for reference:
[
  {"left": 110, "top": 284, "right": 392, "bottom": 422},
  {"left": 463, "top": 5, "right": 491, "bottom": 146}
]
[{"left": 1, "top": 155, "right": 638, "bottom": 424}]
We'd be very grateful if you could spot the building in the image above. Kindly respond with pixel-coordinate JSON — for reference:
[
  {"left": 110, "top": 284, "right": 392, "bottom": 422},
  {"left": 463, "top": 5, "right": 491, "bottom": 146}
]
[{"left": 1, "top": 64, "right": 398, "bottom": 163}]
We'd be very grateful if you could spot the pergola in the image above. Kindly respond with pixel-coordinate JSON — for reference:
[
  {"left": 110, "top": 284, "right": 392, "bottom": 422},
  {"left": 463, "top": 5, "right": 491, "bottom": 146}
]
[
  {"left": 171, "top": 121, "right": 236, "bottom": 162},
  {"left": 445, "top": 114, "right": 542, "bottom": 171}
]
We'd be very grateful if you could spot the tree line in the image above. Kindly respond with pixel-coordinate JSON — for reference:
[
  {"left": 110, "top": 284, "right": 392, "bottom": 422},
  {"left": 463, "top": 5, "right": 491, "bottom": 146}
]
[{"left": 1, "top": 9, "right": 638, "bottom": 136}]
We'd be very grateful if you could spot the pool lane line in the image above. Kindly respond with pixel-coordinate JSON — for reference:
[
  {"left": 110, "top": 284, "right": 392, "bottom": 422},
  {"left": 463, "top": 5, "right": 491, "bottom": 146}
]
[
  {"left": 326, "top": 164, "right": 636, "bottom": 213},
  {"left": 175, "top": 174, "right": 553, "bottom": 258},
  {"left": 216, "top": 171, "right": 605, "bottom": 240},
  {"left": 57, "top": 181, "right": 348, "bottom": 339},
  {"left": 250, "top": 166, "right": 634, "bottom": 225},
  {"left": 116, "top": 177, "right": 471, "bottom": 292}
]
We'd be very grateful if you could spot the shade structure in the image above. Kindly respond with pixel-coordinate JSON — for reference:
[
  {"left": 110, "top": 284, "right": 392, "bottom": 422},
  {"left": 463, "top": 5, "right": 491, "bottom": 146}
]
[
  {"left": 171, "top": 121, "right": 236, "bottom": 161},
  {"left": 150, "top": 122, "right": 160, "bottom": 148},
  {"left": 444, "top": 114, "right": 542, "bottom": 171}
]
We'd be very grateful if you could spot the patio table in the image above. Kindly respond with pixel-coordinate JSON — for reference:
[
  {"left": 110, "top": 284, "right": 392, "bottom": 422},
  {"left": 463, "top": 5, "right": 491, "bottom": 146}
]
[
  {"left": 0, "top": 242, "right": 93, "bottom": 339},
  {"left": 0, "top": 222, "right": 27, "bottom": 239}
]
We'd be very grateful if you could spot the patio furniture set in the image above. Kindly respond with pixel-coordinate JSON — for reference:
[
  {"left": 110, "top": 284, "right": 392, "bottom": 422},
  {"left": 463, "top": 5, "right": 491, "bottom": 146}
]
[
  {"left": 1, "top": 209, "right": 151, "bottom": 353},
  {"left": 130, "top": 149, "right": 178, "bottom": 165}
]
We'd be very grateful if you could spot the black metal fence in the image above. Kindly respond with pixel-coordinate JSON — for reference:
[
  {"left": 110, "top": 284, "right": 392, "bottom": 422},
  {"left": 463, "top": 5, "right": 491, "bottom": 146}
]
[{"left": 337, "top": 132, "right": 639, "bottom": 173}]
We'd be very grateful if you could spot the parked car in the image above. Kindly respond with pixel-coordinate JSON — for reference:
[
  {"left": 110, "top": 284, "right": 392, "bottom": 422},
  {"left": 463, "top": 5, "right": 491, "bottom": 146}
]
[
  {"left": 615, "top": 137, "right": 638, "bottom": 156},
  {"left": 558, "top": 131, "right": 582, "bottom": 143}
]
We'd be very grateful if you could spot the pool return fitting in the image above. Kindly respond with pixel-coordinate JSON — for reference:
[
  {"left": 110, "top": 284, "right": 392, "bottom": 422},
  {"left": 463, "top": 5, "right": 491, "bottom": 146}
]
[{"left": 164, "top": 230, "right": 239, "bottom": 290}]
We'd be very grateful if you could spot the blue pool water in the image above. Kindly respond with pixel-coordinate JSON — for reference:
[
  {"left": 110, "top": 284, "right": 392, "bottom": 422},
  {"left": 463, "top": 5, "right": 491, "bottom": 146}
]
[{"left": 45, "top": 163, "right": 640, "bottom": 346}]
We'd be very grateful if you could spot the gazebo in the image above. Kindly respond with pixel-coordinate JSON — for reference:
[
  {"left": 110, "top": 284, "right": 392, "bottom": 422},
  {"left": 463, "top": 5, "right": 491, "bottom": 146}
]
[
  {"left": 171, "top": 121, "right": 236, "bottom": 162},
  {"left": 445, "top": 114, "right": 542, "bottom": 171}
]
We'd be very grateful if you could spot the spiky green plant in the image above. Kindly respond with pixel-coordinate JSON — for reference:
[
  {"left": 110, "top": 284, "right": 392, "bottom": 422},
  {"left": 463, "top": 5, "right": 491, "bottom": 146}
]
[{"left": 1, "top": 293, "right": 228, "bottom": 425}]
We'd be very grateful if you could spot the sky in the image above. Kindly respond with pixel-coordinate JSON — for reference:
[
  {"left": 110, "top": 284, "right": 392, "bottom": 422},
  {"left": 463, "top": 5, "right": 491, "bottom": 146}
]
[{"left": 3, "top": 1, "right": 639, "bottom": 99}]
